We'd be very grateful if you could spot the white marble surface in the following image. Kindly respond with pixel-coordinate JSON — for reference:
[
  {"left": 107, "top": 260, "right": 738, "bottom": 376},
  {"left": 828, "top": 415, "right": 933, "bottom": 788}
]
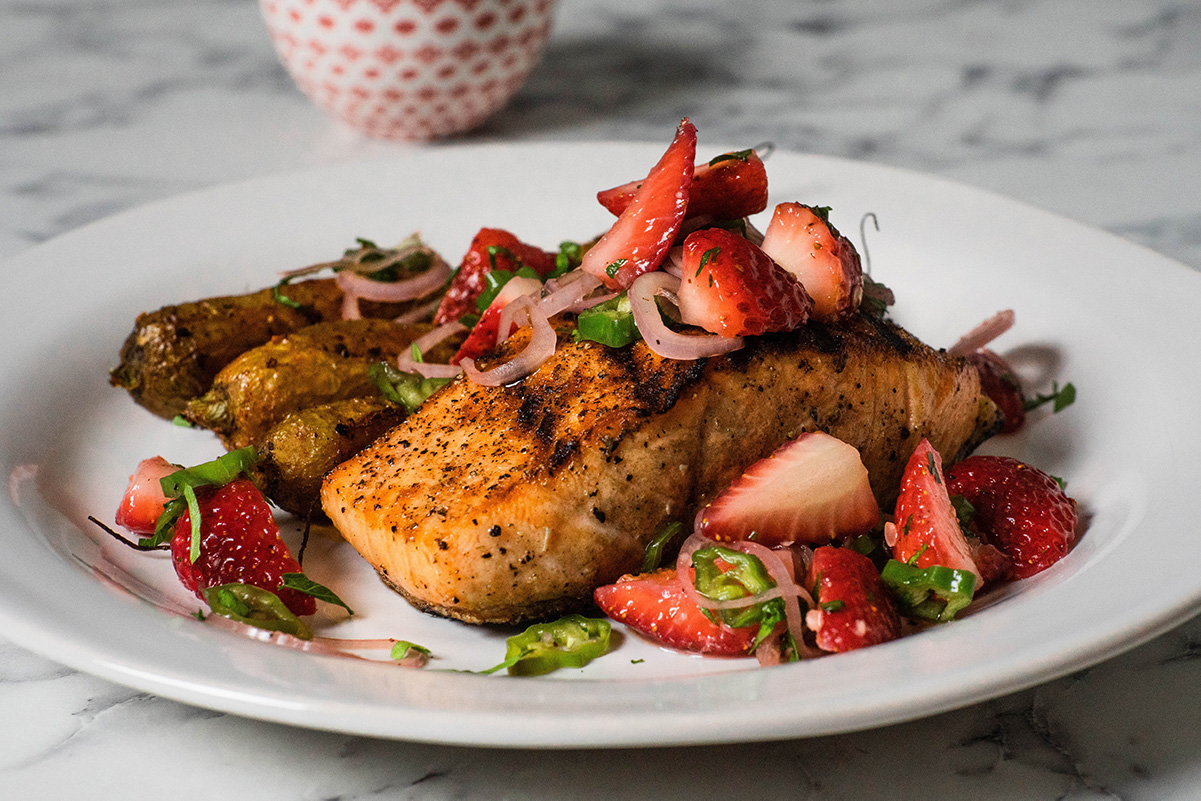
[{"left": 3, "top": 0, "right": 1201, "bottom": 797}]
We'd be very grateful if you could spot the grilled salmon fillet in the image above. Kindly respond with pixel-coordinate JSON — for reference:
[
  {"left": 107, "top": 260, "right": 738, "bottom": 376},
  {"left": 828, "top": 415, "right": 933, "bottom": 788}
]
[{"left": 321, "top": 312, "right": 1001, "bottom": 624}]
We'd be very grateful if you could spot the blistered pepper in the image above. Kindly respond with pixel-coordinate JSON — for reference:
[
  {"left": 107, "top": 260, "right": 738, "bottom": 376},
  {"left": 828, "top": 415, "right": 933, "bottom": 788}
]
[
  {"left": 692, "top": 546, "right": 784, "bottom": 650},
  {"left": 880, "top": 559, "right": 976, "bottom": 622},
  {"left": 480, "top": 614, "right": 612, "bottom": 676},
  {"left": 575, "top": 292, "right": 640, "bottom": 348},
  {"left": 202, "top": 583, "right": 313, "bottom": 640}
]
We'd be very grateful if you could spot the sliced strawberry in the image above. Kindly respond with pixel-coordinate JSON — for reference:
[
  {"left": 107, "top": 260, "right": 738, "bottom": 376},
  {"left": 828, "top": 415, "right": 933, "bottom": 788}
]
[
  {"left": 115, "top": 456, "right": 177, "bottom": 535},
  {"left": 171, "top": 478, "right": 316, "bottom": 617},
  {"left": 593, "top": 568, "right": 756, "bottom": 655},
  {"left": 806, "top": 546, "right": 901, "bottom": 653},
  {"left": 580, "top": 119, "right": 697, "bottom": 289},
  {"left": 946, "top": 456, "right": 1078, "bottom": 579},
  {"left": 696, "top": 431, "right": 879, "bottom": 547},
  {"left": 760, "top": 203, "right": 863, "bottom": 323},
  {"left": 891, "top": 439, "right": 982, "bottom": 584},
  {"left": 597, "top": 148, "right": 768, "bottom": 221},
  {"left": 433, "top": 228, "right": 557, "bottom": 325},
  {"left": 450, "top": 275, "right": 543, "bottom": 364},
  {"left": 967, "top": 350, "right": 1026, "bottom": 434},
  {"left": 676, "top": 227, "right": 812, "bottom": 337}
]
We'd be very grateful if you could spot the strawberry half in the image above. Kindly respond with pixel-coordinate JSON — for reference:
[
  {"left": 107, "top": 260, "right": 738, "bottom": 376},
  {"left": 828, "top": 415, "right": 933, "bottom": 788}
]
[
  {"left": 171, "top": 478, "right": 316, "bottom": 617},
  {"left": 115, "top": 455, "right": 177, "bottom": 535},
  {"left": 946, "top": 456, "right": 1078, "bottom": 579},
  {"left": 593, "top": 568, "right": 757, "bottom": 655},
  {"left": 433, "top": 228, "right": 557, "bottom": 325},
  {"left": 580, "top": 119, "right": 697, "bottom": 289},
  {"left": 676, "top": 227, "right": 813, "bottom": 337},
  {"left": 759, "top": 203, "right": 863, "bottom": 323},
  {"left": 597, "top": 148, "right": 768, "bottom": 222},
  {"left": 891, "top": 439, "right": 982, "bottom": 584},
  {"left": 696, "top": 431, "right": 879, "bottom": 547},
  {"left": 451, "top": 275, "right": 543, "bottom": 364},
  {"left": 806, "top": 546, "right": 901, "bottom": 653}
]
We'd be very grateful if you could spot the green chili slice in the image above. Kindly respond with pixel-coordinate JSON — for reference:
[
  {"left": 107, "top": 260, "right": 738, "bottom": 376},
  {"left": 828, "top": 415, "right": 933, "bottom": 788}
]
[
  {"left": 880, "top": 559, "right": 976, "bottom": 622},
  {"left": 479, "top": 614, "right": 611, "bottom": 676},
  {"left": 574, "top": 293, "right": 640, "bottom": 348},
  {"left": 692, "top": 546, "right": 787, "bottom": 653},
  {"left": 202, "top": 584, "right": 313, "bottom": 640},
  {"left": 641, "top": 521, "right": 684, "bottom": 573}
]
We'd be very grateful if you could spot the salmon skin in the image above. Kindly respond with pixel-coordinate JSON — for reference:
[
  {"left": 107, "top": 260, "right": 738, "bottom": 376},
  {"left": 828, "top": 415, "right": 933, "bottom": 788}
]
[{"left": 321, "top": 312, "right": 1001, "bottom": 625}]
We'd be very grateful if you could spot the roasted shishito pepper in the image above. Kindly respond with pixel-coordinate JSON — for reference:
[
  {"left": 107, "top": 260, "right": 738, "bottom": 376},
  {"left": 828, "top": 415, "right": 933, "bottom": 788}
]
[
  {"left": 110, "top": 278, "right": 424, "bottom": 419},
  {"left": 183, "top": 319, "right": 459, "bottom": 450}
]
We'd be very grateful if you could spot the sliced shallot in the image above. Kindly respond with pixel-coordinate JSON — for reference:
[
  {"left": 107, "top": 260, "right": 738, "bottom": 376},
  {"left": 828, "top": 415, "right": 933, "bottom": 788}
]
[
  {"left": 336, "top": 257, "right": 451, "bottom": 303},
  {"left": 397, "top": 321, "right": 465, "bottom": 379},
  {"left": 947, "top": 309, "right": 1015, "bottom": 357},
  {"left": 628, "top": 271, "right": 744, "bottom": 359},
  {"left": 461, "top": 296, "right": 557, "bottom": 386}
]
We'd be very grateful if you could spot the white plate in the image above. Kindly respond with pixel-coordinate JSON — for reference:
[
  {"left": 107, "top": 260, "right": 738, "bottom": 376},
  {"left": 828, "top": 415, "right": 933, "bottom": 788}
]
[{"left": 0, "top": 143, "right": 1198, "bottom": 748}]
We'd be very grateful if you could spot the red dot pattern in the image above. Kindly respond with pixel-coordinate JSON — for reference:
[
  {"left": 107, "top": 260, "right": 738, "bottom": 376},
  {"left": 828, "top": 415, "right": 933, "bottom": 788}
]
[{"left": 260, "top": 0, "right": 556, "bottom": 140}]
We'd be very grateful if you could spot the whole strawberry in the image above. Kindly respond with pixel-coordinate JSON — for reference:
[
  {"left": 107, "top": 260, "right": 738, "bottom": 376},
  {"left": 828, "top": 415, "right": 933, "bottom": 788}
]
[
  {"left": 945, "top": 456, "right": 1077, "bottom": 579},
  {"left": 170, "top": 478, "right": 315, "bottom": 616}
]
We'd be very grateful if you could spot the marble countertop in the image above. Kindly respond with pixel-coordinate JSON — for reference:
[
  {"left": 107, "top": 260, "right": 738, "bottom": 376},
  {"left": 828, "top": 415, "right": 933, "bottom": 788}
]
[{"left": 3, "top": 0, "right": 1200, "bottom": 797}]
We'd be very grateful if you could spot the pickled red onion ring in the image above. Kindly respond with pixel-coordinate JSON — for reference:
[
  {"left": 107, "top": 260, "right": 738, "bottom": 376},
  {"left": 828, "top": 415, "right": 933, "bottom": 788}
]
[
  {"left": 629, "top": 271, "right": 744, "bottom": 360},
  {"left": 397, "top": 321, "right": 465, "bottom": 379},
  {"left": 947, "top": 309, "right": 1015, "bottom": 357},
  {"left": 336, "top": 258, "right": 451, "bottom": 303},
  {"left": 461, "top": 297, "right": 556, "bottom": 386},
  {"left": 393, "top": 296, "right": 442, "bottom": 324}
]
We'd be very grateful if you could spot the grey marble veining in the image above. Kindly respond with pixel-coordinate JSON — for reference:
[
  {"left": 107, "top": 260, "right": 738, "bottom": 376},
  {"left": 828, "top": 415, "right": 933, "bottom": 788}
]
[{"left": 2, "top": 0, "right": 1200, "bottom": 798}]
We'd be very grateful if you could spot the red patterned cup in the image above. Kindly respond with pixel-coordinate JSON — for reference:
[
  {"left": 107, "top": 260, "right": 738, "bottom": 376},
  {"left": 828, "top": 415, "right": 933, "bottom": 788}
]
[{"left": 260, "top": 0, "right": 557, "bottom": 141}]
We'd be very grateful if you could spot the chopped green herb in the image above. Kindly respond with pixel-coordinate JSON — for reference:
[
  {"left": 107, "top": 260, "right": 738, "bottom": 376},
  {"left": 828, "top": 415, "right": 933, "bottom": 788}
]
[
  {"left": 272, "top": 277, "right": 302, "bottom": 309},
  {"left": 605, "top": 258, "right": 628, "bottom": 279},
  {"left": 1025, "top": 381, "right": 1076, "bottom": 413},
  {"left": 171, "top": 415, "right": 193, "bottom": 428},
  {"left": 478, "top": 614, "right": 611, "bottom": 676},
  {"left": 553, "top": 241, "right": 583, "bottom": 277},
  {"left": 809, "top": 205, "right": 832, "bottom": 223},
  {"left": 486, "top": 244, "right": 516, "bottom": 271},
  {"left": 391, "top": 640, "right": 431, "bottom": 660},
  {"left": 708, "top": 148, "right": 753, "bottom": 166},
  {"left": 819, "top": 600, "right": 846, "bottom": 613},
  {"left": 280, "top": 573, "right": 354, "bottom": 614},
  {"left": 697, "top": 246, "right": 721, "bottom": 276},
  {"left": 630, "top": 658, "right": 645, "bottom": 664},
  {"left": 370, "top": 362, "right": 451, "bottom": 413},
  {"left": 926, "top": 453, "right": 941, "bottom": 484},
  {"left": 640, "top": 521, "right": 684, "bottom": 572},
  {"left": 139, "top": 448, "right": 261, "bottom": 551},
  {"left": 951, "top": 494, "right": 975, "bottom": 533}
]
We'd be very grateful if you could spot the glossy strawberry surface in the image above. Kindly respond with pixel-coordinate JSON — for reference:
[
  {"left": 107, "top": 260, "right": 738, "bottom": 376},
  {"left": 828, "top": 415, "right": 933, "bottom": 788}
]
[
  {"left": 581, "top": 119, "right": 696, "bottom": 289},
  {"left": 677, "top": 227, "right": 812, "bottom": 337},
  {"left": 891, "top": 439, "right": 982, "bottom": 583},
  {"left": 171, "top": 478, "right": 315, "bottom": 616},
  {"left": 946, "top": 455, "right": 1077, "bottom": 579},
  {"left": 594, "top": 568, "right": 756, "bottom": 655},
  {"left": 760, "top": 203, "right": 863, "bottom": 323},
  {"left": 115, "top": 455, "right": 176, "bottom": 535},
  {"left": 433, "top": 227, "right": 556, "bottom": 325},
  {"left": 597, "top": 149, "right": 768, "bottom": 222},
  {"left": 806, "top": 546, "right": 901, "bottom": 653}
]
